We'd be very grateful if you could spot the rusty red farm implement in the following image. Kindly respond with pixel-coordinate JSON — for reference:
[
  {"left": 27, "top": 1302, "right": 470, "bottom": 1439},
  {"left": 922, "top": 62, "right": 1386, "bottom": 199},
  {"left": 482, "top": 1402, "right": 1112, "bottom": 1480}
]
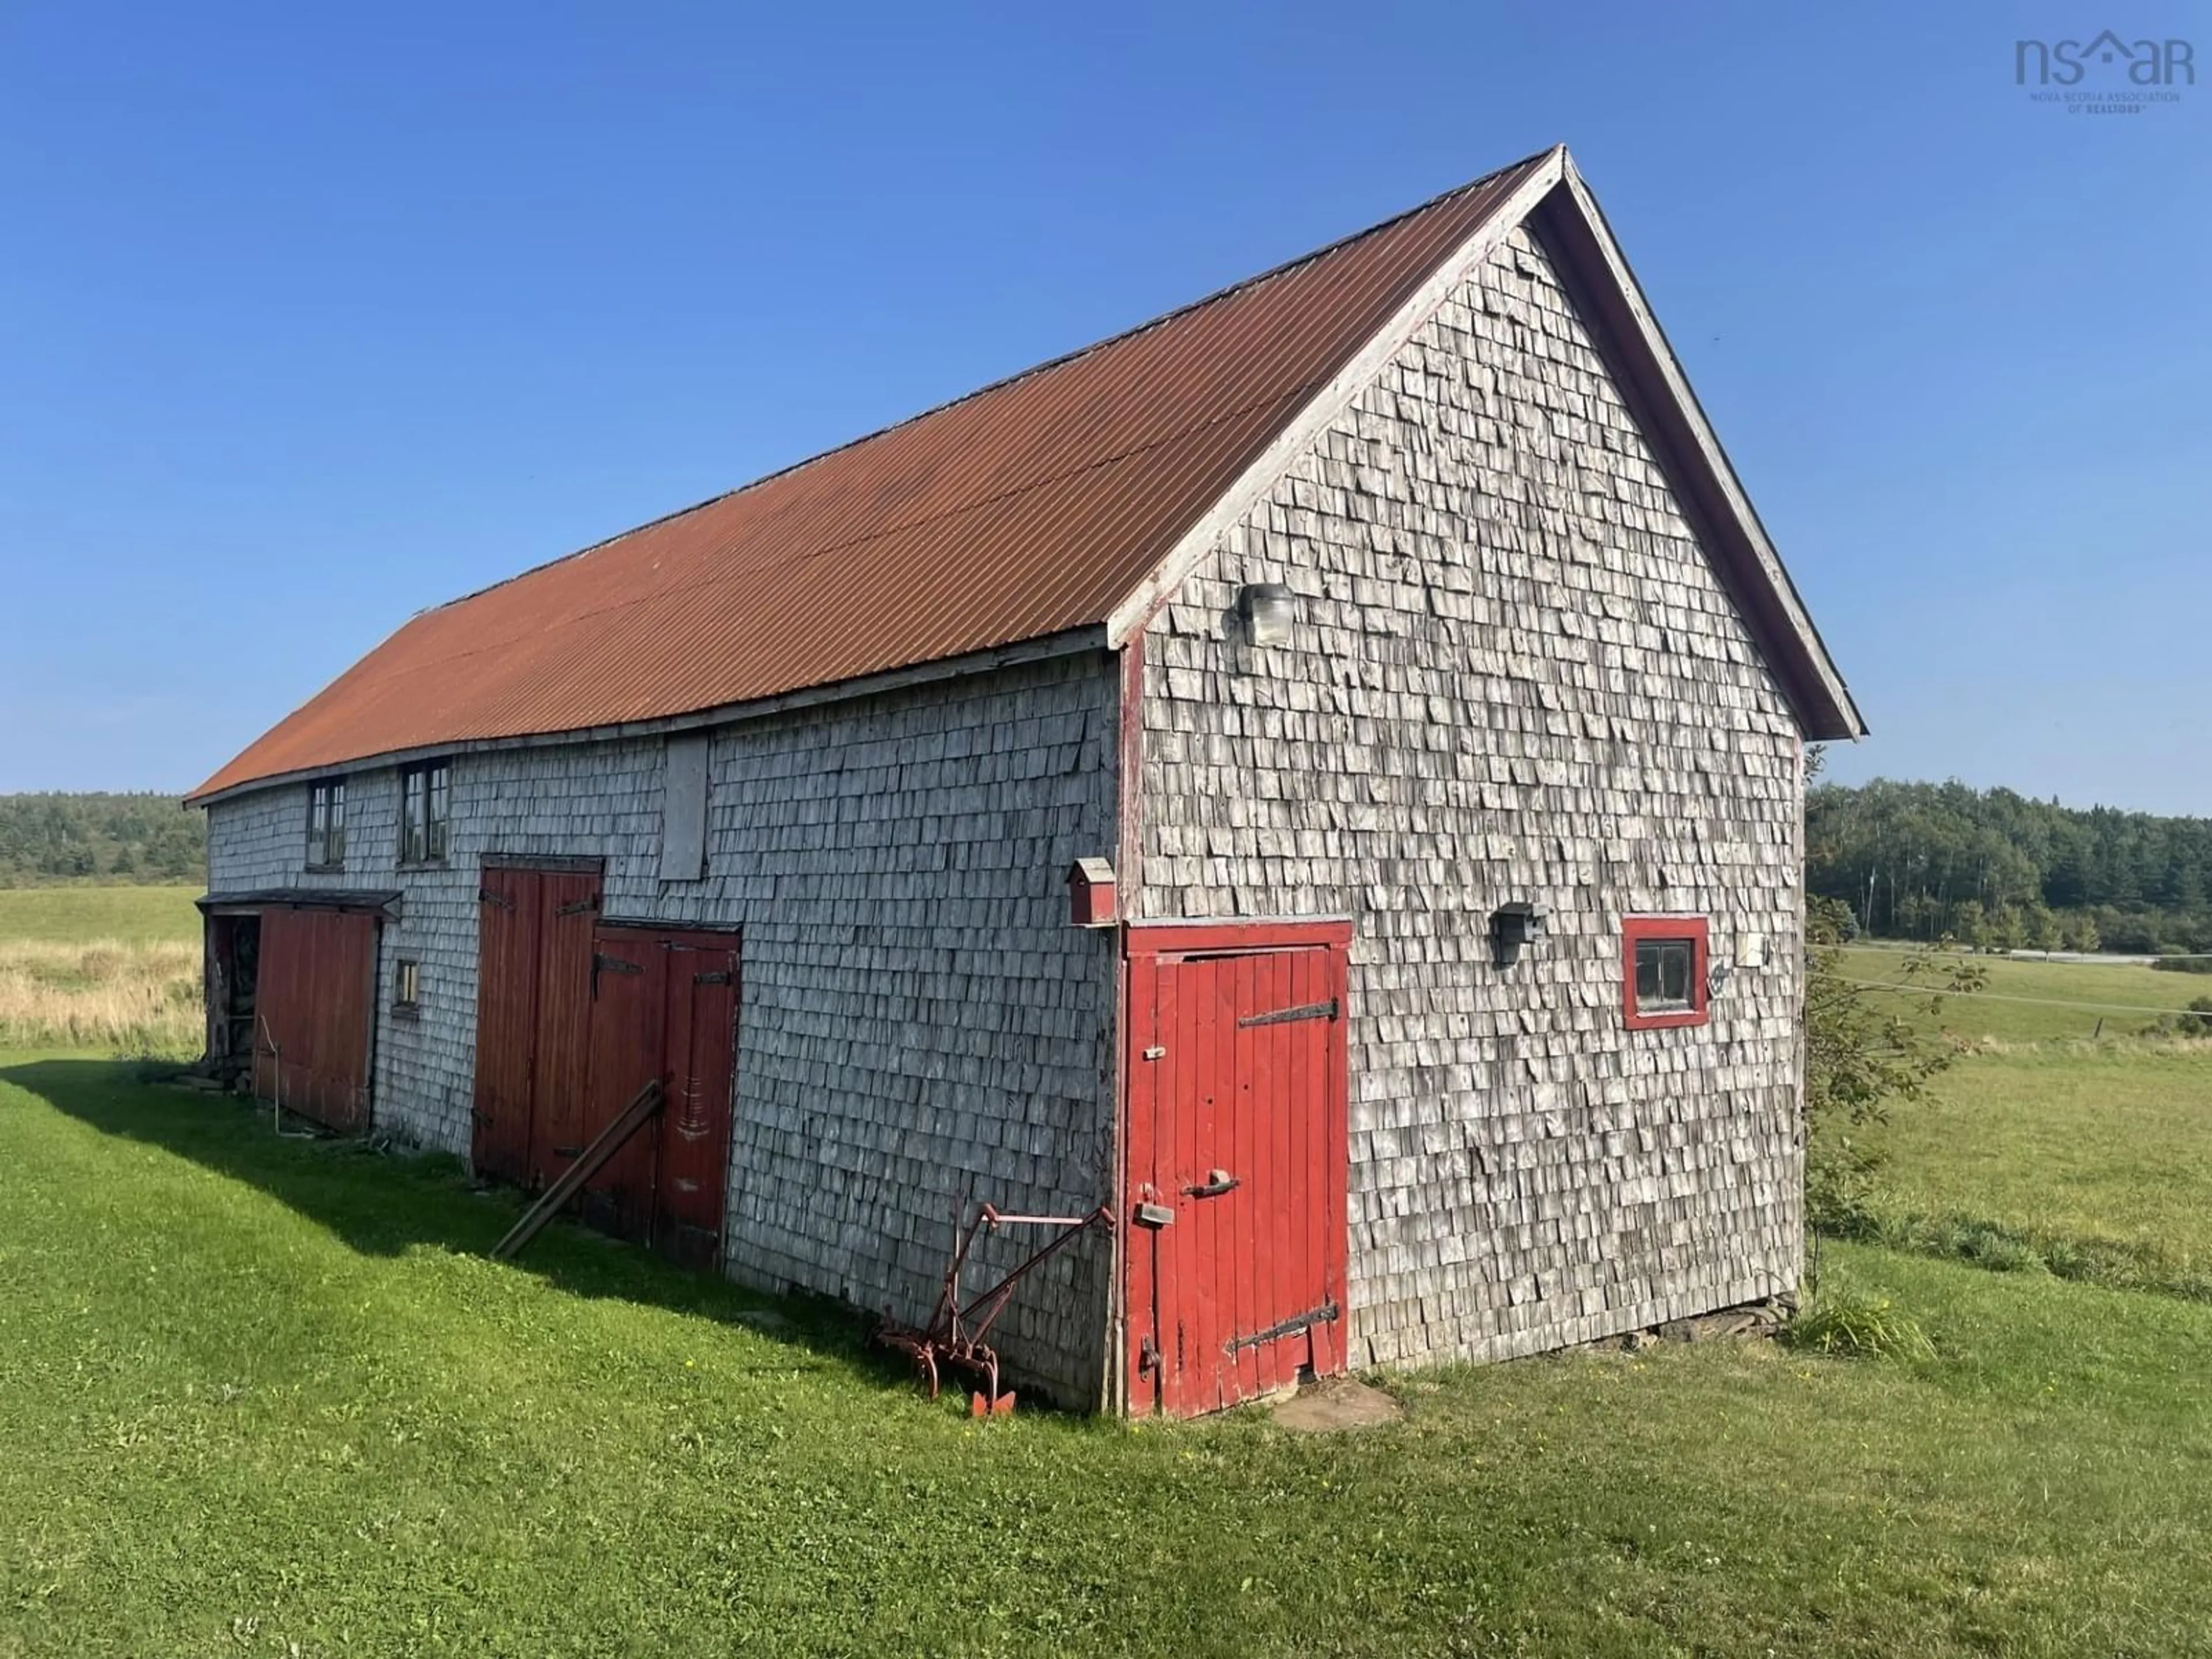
[{"left": 877, "top": 1202, "right": 1113, "bottom": 1415}]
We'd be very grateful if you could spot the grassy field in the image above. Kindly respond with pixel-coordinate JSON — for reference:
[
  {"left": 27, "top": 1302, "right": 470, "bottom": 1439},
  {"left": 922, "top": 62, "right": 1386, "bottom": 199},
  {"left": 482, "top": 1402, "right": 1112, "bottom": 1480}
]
[
  {"left": 1, "top": 906, "right": 2206, "bottom": 1653},
  {"left": 0, "top": 885, "right": 202, "bottom": 1053},
  {"left": 1835, "top": 945, "right": 2207, "bottom": 1043},
  {"left": 0, "top": 884, "right": 201, "bottom": 944},
  {"left": 1836, "top": 951, "right": 2212, "bottom": 1298},
  {"left": 2, "top": 1056, "right": 2210, "bottom": 1658},
  {"left": 1863, "top": 1046, "right": 2212, "bottom": 1272}
]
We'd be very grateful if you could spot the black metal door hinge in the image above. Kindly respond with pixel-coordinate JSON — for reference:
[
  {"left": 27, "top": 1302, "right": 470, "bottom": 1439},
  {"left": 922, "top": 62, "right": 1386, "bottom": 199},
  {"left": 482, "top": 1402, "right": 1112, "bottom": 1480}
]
[
  {"left": 1228, "top": 1298, "right": 1340, "bottom": 1355},
  {"left": 592, "top": 952, "right": 644, "bottom": 996},
  {"left": 1237, "top": 998, "right": 1338, "bottom": 1029}
]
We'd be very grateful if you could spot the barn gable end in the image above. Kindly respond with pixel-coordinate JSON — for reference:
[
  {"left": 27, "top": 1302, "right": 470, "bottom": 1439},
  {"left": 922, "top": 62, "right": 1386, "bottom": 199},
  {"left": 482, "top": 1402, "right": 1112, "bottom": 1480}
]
[{"left": 1137, "top": 224, "right": 1805, "bottom": 1370}]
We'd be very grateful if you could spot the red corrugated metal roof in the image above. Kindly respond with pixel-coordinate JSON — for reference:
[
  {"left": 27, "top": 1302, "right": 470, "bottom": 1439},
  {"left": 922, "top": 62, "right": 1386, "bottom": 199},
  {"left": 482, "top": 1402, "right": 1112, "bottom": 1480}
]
[{"left": 190, "top": 153, "right": 1552, "bottom": 801}]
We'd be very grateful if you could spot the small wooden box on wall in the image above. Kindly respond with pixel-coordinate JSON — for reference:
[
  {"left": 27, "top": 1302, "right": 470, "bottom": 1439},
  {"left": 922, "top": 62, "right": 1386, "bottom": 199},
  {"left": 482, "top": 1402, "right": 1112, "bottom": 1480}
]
[{"left": 1066, "top": 858, "right": 1119, "bottom": 927}]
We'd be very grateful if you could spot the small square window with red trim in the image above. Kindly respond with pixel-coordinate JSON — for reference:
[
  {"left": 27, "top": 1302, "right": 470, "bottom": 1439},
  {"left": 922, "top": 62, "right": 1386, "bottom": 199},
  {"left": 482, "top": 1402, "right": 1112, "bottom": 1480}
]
[{"left": 1623, "top": 916, "right": 1710, "bottom": 1029}]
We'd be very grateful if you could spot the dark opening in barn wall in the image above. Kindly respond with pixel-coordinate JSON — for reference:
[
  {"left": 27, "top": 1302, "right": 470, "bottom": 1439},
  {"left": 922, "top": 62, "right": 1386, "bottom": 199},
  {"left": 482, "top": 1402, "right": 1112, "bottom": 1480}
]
[{"left": 202, "top": 911, "right": 259, "bottom": 1088}]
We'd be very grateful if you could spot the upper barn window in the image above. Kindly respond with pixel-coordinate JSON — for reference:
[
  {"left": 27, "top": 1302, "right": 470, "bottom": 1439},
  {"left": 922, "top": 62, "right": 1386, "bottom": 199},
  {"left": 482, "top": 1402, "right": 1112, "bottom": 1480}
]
[
  {"left": 399, "top": 759, "right": 451, "bottom": 866},
  {"left": 305, "top": 778, "right": 347, "bottom": 870},
  {"left": 1623, "top": 916, "right": 1710, "bottom": 1030}
]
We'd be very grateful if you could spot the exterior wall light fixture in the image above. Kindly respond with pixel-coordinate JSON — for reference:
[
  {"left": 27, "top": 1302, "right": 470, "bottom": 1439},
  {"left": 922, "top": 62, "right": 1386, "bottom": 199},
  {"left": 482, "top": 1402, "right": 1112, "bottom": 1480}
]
[
  {"left": 1240, "top": 582, "right": 1297, "bottom": 647},
  {"left": 1490, "top": 901, "right": 1546, "bottom": 968}
]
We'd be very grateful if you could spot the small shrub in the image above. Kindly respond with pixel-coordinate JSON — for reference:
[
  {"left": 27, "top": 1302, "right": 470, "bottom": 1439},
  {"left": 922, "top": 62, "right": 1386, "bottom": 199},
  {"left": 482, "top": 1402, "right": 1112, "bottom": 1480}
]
[
  {"left": 1936, "top": 1220, "right": 2043, "bottom": 1273},
  {"left": 1804, "top": 1132, "right": 1887, "bottom": 1237},
  {"left": 2038, "top": 1237, "right": 2093, "bottom": 1282},
  {"left": 1782, "top": 1288, "right": 1934, "bottom": 1362},
  {"left": 2139, "top": 996, "right": 2212, "bottom": 1040}
]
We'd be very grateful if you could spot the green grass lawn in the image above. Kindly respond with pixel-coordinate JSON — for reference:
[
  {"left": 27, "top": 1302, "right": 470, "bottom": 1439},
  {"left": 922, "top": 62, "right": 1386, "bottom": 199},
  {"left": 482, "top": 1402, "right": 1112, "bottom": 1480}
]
[
  {"left": 5, "top": 1058, "right": 2212, "bottom": 1657},
  {"left": 1834, "top": 946, "right": 2207, "bottom": 1043},
  {"left": 1853, "top": 1045, "right": 2212, "bottom": 1288},
  {"left": 0, "top": 884, "right": 202, "bottom": 945}
]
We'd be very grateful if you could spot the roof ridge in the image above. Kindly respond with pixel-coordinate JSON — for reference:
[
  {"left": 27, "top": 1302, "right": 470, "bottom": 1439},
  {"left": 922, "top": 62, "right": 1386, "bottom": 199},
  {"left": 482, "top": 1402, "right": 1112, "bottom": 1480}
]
[{"left": 425, "top": 147, "right": 1560, "bottom": 619}]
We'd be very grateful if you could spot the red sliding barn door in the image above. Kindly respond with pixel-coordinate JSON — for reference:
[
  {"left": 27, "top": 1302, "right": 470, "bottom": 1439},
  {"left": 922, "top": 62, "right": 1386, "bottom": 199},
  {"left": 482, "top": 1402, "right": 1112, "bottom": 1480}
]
[
  {"left": 473, "top": 872, "right": 737, "bottom": 1271},
  {"left": 1126, "top": 922, "right": 1351, "bottom": 1418},
  {"left": 252, "top": 907, "right": 378, "bottom": 1133}
]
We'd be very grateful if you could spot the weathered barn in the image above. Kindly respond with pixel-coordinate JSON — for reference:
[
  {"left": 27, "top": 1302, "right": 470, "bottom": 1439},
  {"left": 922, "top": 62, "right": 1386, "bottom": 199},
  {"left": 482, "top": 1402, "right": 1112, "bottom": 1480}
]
[{"left": 188, "top": 145, "right": 1862, "bottom": 1416}]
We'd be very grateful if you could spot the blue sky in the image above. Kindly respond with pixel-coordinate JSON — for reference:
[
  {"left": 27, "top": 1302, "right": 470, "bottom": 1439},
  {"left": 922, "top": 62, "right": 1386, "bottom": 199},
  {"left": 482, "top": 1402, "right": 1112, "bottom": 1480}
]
[{"left": 2, "top": 2, "right": 2206, "bottom": 810}]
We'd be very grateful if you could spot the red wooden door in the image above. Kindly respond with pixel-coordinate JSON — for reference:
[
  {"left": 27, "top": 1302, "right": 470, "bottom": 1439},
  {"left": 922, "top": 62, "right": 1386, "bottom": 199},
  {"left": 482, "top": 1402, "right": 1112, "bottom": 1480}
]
[
  {"left": 253, "top": 907, "right": 378, "bottom": 1133},
  {"left": 658, "top": 937, "right": 738, "bottom": 1270},
  {"left": 1126, "top": 924, "right": 1350, "bottom": 1417},
  {"left": 578, "top": 926, "right": 667, "bottom": 1241},
  {"left": 472, "top": 866, "right": 602, "bottom": 1188},
  {"left": 525, "top": 871, "right": 603, "bottom": 1190},
  {"left": 472, "top": 868, "right": 540, "bottom": 1184},
  {"left": 572, "top": 925, "right": 738, "bottom": 1264}
]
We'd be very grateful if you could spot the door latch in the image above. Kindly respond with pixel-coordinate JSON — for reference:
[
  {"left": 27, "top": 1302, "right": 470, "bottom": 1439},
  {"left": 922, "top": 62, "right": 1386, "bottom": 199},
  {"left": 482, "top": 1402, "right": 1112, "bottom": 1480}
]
[
  {"left": 1182, "top": 1169, "right": 1240, "bottom": 1199},
  {"left": 1138, "top": 1334, "right": 1161, "bottom": 1375},
  {"left": 1133, "top": 1200, "right": 1175, "bottom": 1228}
]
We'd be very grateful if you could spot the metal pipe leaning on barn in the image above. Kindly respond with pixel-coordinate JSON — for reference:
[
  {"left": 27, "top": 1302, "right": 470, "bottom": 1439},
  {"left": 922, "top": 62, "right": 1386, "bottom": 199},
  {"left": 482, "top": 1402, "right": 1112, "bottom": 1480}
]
[{"left": 876, "top": 1201, "right": 1115, "bottom": 1416}]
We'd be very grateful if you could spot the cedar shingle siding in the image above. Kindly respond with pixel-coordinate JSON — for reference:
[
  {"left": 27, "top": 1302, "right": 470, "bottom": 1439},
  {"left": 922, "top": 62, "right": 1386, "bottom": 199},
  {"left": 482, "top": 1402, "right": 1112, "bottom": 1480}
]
[
  {"left": 199, "top": 153, "right": 1849, "bottom": 1410},
  {"left": 1140, "top": 229, "right": 1803, "bottom": 1366},
  {"left": 209, "top": 654, "right": 1121, "bottom": 1404}
]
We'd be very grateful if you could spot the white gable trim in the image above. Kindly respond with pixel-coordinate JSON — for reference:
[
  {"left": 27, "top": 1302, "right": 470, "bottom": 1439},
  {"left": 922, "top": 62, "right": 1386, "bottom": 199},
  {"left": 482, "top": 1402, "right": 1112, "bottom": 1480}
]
[
  {"left": 1103, "top": 147, "right": 1570, "bottom": 647},
  {"left": 1106, "top": 146, "right": 1865, "bottom": 741},
  {"left": 1548, "top": 157, "right": 1863, "bottom": 738}
]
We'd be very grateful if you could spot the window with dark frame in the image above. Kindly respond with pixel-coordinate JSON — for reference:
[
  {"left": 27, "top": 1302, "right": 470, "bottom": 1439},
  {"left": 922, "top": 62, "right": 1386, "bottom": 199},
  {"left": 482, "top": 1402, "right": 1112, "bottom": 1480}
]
[
  {"left": 393, "top": 958, "right": 422, "bottom": 1013},
  {"left": 399, "top": 759, "right": 450, "bottom": 866},
  {"left": 306, "top": 778, "right": 347, "bottom": 869},
  {"left": 1622, "top": 915, "right": 1710, "bottom": 1030}
]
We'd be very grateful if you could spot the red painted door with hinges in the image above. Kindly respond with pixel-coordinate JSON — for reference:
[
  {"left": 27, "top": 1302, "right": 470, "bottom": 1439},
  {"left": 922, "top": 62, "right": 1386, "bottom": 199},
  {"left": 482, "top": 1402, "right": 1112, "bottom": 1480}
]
[
  {"left": 578, "top": 926, "right": 665, "bottom": 1241},
  {"left": 525, "top": 871, "right": 604, "bottom": 1189},
  {"left": 1125, "top": 922, "right": 1351, "bottom": 1417},
  {"left": 578, "top": 925, "right": 740, "bottom": 1267},
  {"left": 471, "top": 866, "right": 601, "bottom": 1187},
  {"left": 658, "top": 936, "right": 739, "bottom": 1270}
]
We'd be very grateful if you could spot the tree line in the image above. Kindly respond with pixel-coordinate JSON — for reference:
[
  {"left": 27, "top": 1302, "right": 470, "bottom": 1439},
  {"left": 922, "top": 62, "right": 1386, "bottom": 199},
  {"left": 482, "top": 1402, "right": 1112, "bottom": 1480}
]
[
  {"left": 1806, "top": 777, "right": 2212, "bottom": 956},
  {"left": 8, "top": 778, "right": 2209, "bottom": 959},
  {"left": 0, "top": 793, "right": 206, "bottom": 885}
]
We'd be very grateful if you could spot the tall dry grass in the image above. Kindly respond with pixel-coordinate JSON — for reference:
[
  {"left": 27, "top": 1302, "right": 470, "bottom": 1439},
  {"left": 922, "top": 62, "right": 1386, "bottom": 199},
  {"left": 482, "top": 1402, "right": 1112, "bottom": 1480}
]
[{"left": 0, "top": 937, "right": 202, "bottom": 1054}]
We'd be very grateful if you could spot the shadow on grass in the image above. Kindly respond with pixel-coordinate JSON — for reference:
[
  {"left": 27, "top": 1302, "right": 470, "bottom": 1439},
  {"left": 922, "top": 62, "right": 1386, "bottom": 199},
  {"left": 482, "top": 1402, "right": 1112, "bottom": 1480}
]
[{"left": 2, "top": 1056, "right": 917, "bottom": 1395}]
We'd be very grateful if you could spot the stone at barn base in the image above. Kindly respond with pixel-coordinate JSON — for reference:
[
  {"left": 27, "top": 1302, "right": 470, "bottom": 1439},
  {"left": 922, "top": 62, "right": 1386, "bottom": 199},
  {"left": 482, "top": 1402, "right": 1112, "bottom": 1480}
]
[{"left": 1608, "top": 1297, "right": 1794, "bottom": 1353}]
